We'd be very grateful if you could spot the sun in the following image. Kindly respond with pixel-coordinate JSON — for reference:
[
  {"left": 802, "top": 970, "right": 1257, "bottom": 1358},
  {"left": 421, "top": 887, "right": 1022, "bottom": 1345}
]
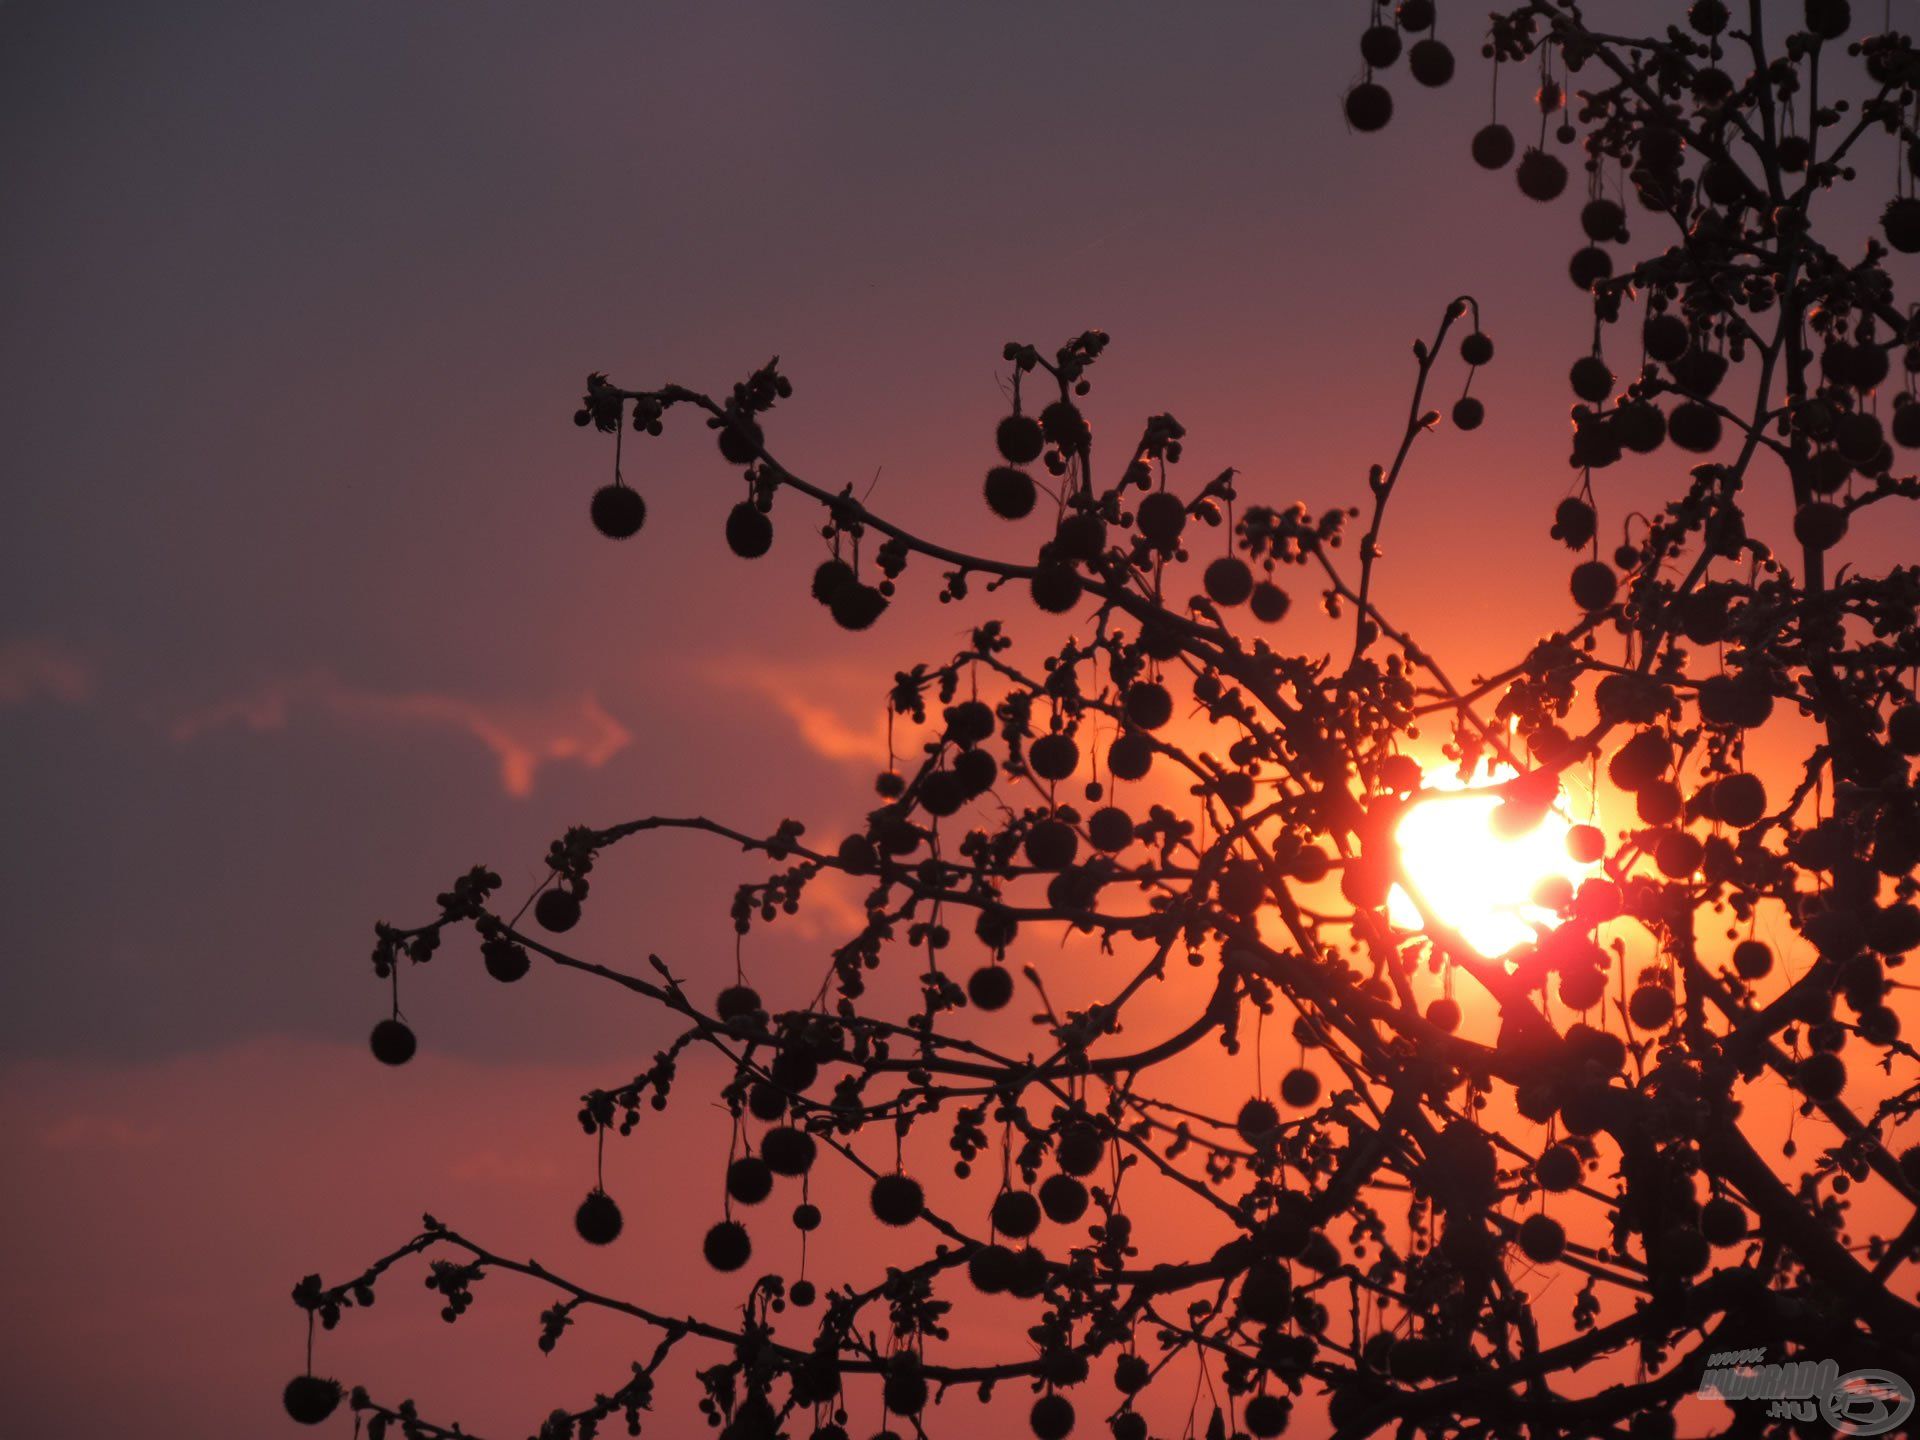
[{"left": 1388, "top": 762, "right": 1593, "bottom": 958}]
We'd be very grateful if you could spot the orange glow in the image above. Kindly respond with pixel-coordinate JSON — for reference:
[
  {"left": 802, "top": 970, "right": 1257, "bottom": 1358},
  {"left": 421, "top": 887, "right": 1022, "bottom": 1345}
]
[{"left": 1389, "top": 762, "right": 1592, "bottom": 957}]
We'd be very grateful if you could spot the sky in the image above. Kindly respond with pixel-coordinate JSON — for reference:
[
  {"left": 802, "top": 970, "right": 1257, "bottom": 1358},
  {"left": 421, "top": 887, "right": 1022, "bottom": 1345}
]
[{"left": 3, "top": 3, "right": 1915, "bottom": 1437}]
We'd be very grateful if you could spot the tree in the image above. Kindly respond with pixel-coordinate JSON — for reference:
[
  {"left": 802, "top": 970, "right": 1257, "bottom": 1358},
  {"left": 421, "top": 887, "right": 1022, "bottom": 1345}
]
[{"left": 290, "top": 4, "right": 1920, "bottom": 1437}]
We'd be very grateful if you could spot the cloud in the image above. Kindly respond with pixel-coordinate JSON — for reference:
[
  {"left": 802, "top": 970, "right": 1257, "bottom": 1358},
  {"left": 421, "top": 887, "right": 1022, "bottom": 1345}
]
[
  {"left": 0, "top": 638, "right": 93, "bottom": 707},
  {"left": 170, "top": 672, "right": 631, "bottom": 797},
  {"left": 700, "top": 656, "right": 893, "bottom": 765}
]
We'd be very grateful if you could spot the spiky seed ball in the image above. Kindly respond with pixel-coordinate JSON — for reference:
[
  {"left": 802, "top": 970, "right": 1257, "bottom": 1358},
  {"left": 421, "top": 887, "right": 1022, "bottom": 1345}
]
[
  {"left": 703, "top": 1219, "right": 751, "bottom": 1271},
  {"left": 1517, "top": 1213, "right": 1566, "bottom": 1263},
  {"left": 1636, "top": 780, "right": 1682, "bottom": 826},
  {"left": 1054, "top": 511, "right": 1107, "bottom": 562},
  {"left": 1244, "top": 1393, "right": 1291, "bottom": 1438},
  {"left": 1471, "top": 122, "right": 1515, "bottom": 169},
  {"left": 1569, "top": 356, "right": 1613, "bottom": 403},
  {"left": 1627, "top": 984, "right": 1676, "bottom": 1031},
  {"left": 727, "top": 1156, "right": 774, "bottom": 1206},
  {"left": 1248, "top": 580, "right": 1291, "bottom": 623},
  {"left": 535, "top": 888, "right": 581, "bottom": 933},
  {"left": 725, "top": 500, "right": 773, "bottom": 558},
  {"left": 944, "top": 698, "right": 995, "bottom": 747},
  {"left": 716, "top": 984, "right": 762, "bottom": 1024},
  {"left": 1888, "top": 704, "right": 1920, "bottom": 754},
  {"left": 992, "top": 1189, "right": 1042, "bottom": 1238},
  {"left": 1517, "top": 147, "right": 1568, "bottom": 201},
  {"left": 1108, "top": 732, "right": 1153, "bottom": 781},
  {"left": 883, "top": 1366, "right": 928, "bottom": 1417},
  {"left": 1732, "top": 939, "right": 1773, "bottom": 981},
  {"left": 1536, "top": 1144, "right": 1581, "bottom": 1192},
  {"left": 1280, "top": 1067, "right": 1321, "bottom": 1107},
  {"left": 997, "top": 413, "right": 1045, "bottom": 465},
  {"left": 1796, "top": 1051, "right": 1846, "bottom": 1102},
  {"left": 1238, "top": 1257, "right": 1292, "bottom": 1325},
  {"left": 953, "top": 746, "right": 997, "bottom": 797},
  {"left": 1123, "top": 681, "right": 1173, "bottom": 731},
  {"left": 1643, "top": 313, "right": 1690, "bottom": 363},
  {"left": 1204, "top": 556, "right": 1254, "bottom": 606},
  {"left": 870, "top": 1173, "right": 924, "bottom": 1227},
  {"left": 1055, "top": 1124, "right": 1104, "bottom": 1176},
  {"left": 1793, "top": 501, "right": 1847, "bottom": 551},
  {"left": 1113, "top": 1353, "right": 1151, "bottom": 1395},
  {"left": 1701, "top": 1196, "right": 1748, "bottom": 1247},
  {"left": 1039, "top": 1173, "right": 1088, "bottom": 1224},
  {"left": 574, "top": 1187, "right": 623, "bottom": 1245},
  {"left": 918, "top": 769, "right": 965, "bottom": 818},
  {"left": 1711, "top": 772, "right": 1767, "bottom": 828},
  {"left": 967, "top": 964, "right": 1015, "bottom": 1011},
  {"left": 1030, "top": 1394, "right": 1075, "bottom": 1440},
  {"left": 1451, "top": 396, "right": 1484, "bottom": 430},
  {"left": 761, "top": 1126, "right": 816, "bottom": 1177},
  {"left": 829, "top": 580, "right": 887, "bottom": 631},
  {"left": 811, "top": 559, "right": 854, "bottom": 606},
  {"left": 482, "top": 939, "right": 530, "bottom": 983},
  {"left": 1569, "top": 560, "right": 1617, "bottom": 612},
  {"left": 789, "top": 1278, "right": 816, "bottom": 1307},
  {"left": 1667, "top": 402, "right": 1722, "bottom": 453},
  {"left": 1237, "top": 1097, "right": 1280, "bottom": 1145},
  {"left": 1134, "top": 490, "right": 1186, "bottom": 546},
  {"left": 1616, "top": 401, "right": 1666, "bottom": 452},
  {"left": 716, "top": 419, "right": 762, "bottom": 465},
  {"left": 1041, "top": 399, "right": 1089, "bottom": 452},
  {"left": 968, "top": 1241, "right": 1016, "bottom": 1292},
  {"left": 791, "top": 1202, "right": 821, "bottom": 1232},
  {"left": 1427, "top": 997, "right": 1461, "bottom": 1033},
  {"left": 984, "top": 465, "right": 1037, "bottom": 520},
  {"left": 1029, "top": 564, "right": 1083, "bottom": 613},
  {"left": 1460, "top": 332, "right": 1494, "bottom": 367},
  {"left": 1559, "top": 965, "right": 1607, "bottom": 1012},
  {"left": 370, "top": 1018, "right": 416, "bottom": 1066},
  {"left": 1345, "top": 81, "right": 1393, "bottom": 132},
  {"left": 1804, "top": 0, "right": 1851, "bottom": 41},
  {"left": 1087, "top": 805, "right": 1133, "bottom": 853},
  {"left": 284, "top": 1376, "right": 344, "bottom": 1426},
  {"left": 1028, "top": 733, "right": 1080, "bottom": 781},
  {"left": 1360, "top": 21, "right": 1403, "bottom": 66},
  {"left": 1580, "top": 197, "right": 1626, "bottom": 242},
  {"left": 1407, "top": 37, "right": 1453, "bottom": 86},
  {"left": 590, "top": 484, "right": 646, "bottom": 539}
]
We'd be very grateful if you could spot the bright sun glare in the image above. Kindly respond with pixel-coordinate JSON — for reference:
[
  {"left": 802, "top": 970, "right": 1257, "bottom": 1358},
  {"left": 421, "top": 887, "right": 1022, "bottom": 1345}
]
[{"left": 1388, "top": 763, "right": 1592, "bottom": 958}]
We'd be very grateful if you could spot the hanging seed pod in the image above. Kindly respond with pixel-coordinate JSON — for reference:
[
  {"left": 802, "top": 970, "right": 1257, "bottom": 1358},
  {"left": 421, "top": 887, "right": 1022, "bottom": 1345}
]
[
  {"left": 1280, "top": 1067, "right": 1321, "bottom": 1107},
  {"left": 1345, "top": 82, "right": 1393, "bottom": 132},
  {"left": 1024, "top": 818, "right": 1079, "bottom": 870},
  {"left": 574, "top": 1188, "right": 624, "bottom": 1245},
  {"left": 1569, "top": 356, "right": 1613, "bottom": 402},
  {"left": 985, "top": 465, "right": 1038, "bottom": 519},
  {"left": 1581, "top": 198, "right": 1626, "bottom": 241},
  {"left": 1108, "top": 731, "right": 1154, "bottom": 781},
  {"left": 1030, "top": 1394, "right": 1075, "bottom": 1440},
  {"left": 1205, "top": 556, "right": 1254, "bottom": 606},
  {"left": 725, "top": 501, "right": 774, "bottom": 558},
  {"left": 1028, "top": 733, "right": 1080, "bottom": 781},
  {"left": 727, "top": 1156, "right": 774, "bottom": 1206},
  {"left": 1460, "top": 331, "right": 1494, "bottom": 365},
  {"left": 1244, "top": 1394, "right": 1292, "bottom": 1439},
  {"left": 1360, "top": 24, "right": 1402, "bottom": 67},
  {"left": 1038, "top": 1173, "right": 1088, "bottom": 1223},
  {"left": 702, "top": 1220, "right": 752, "bottom": 1271},
  {"left": 482, "top": 939, "right": 530, "bottom": 983},
  {"left": 991, "top": 1189, "right": 1042, "bottom": 1238},
  {"left": 966, "top": 963, "right": 1015, "bottom": 1010},
  {"left": 535, "top": 887, "right": 581, "bottom": 933},
  {"left": 1452, "top": 396, "right": 1485, "bottom": 429},
  {"left": 1123, "top": 681, "right": 1173, "bottom": 731},
  {"left": 1568, "top": 246, "right": 1613, "bottom": 292},
  {"left": 370, "top": 1018, "right": 416, "bottom": 1066},
  {"left": 1407, "top": 38, "right": 1454, "bottom": 86},
  {"left": 1249, "top": 580, "right": 1290, "bottom": 622},
  {"left": 870, "top": 1173, "right": 925, "bottom": 1226},
  {"left": 1569, "top": 560, "right": 1618, "bottom": 611},
  {"left": 283, "top": 1376, "right": 344, "bottom": 1426},
  {"left": 1517, "top": 1213, "right": 1566, "bottom": 1263},
  {"left": 761, "top": 1126, "right": 817, "bottom": 1176},
  {"left": 1472, "top": 123, "right": 1516, "bottom": 169},
  {"left": 997, "top": 413, "right": 1045, "bottom": 465},
  {"left": 1517, "top": 148, "right": 1569, "bottom": 201},
  {"left": 590, "top": 484, "right": 646, "bottom": 539},
  {"left": 829, "top": 580, "right": 888, "bottom": 631},
  {"left": 1135, "top": 489, "right": 1187, "bottom": 545},
  {"left": 1029, "top": 564, "right": 1083, "bottom": 613}
]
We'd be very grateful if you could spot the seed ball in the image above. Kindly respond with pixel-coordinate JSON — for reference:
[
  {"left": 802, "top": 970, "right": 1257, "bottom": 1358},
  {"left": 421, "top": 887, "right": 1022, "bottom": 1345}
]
[
  {"left": 716, "top": 419, "right": 762, "bottom": 465},
  {"left": 1134, "top": 490, "right": 1187, "bottom": 547},
  {"left": 992, "top": 1189, "right": 1042, "bottom": 1238},
  {"left": 1711, "top": 772, "right": 1767, "bottom": 828},
  {"left": 1667, "top": 402, "right": 1722, "bottom": 452},
  {"left": 1083, "top": 805, "right": 1132, "bottom": 853},
  {"left": 792, "top": 1202, "right": 821, "bottom": 1232},
  {"left": 574, "top": 1187, "right": 624, "bottom": 1245},
  {"left": 727, "top": 1156, "right": 774, "bottom": 1206},
  {"left": 1643, "top": 313, "right": 1690, "bottom": 363},
  {"left": 716, "top": 984, "right": 762, "bottom": 1023},
  {"left": 997, "top": 414, "right": 1045, "bottom": 465},
  {"left": 1345, "top": 81, "right": 1393, "bottom": 132},
  {"left": 967, "top": 964, "right": 1015, "bottom": 1011},
  {"left": 1404, "top": 37, "right": 1453, "bottom": 86},
  {"left": 1568, "top": 246, "right": 1613, "bottom": 292},
  {"left": 1796, "top": 1051, "right": 1846, "bottom": 1102},
  {"left": 1452, "top": 396, "right": 1485, "bottom": 430},
  {"left": 1613, "top": 401, "right": 1665, "bottom": 453},
  {"left": 1427, "top": 997, "right": 1462, "bottom": 1033},
  {"left": 953, "top": 746, "right": 998, "bottom": 796},
  {"left": 918, "top": 769, "right": 966, "bottom": 818},
  {"left": 1517, "top": 147, "right": 1568, "bottom": 201},
  {"left": 535, "top": 888, "right": 581, "bottom": 933},
  {"left": 1041, "top": 399, "right": 1089, "bottom": 452},
  {"left": 1244, "top": 1394, "right": 1291, "bottom": 1438},
  {"left": 968, "top": 1241, "right": 1017, "bottom": 1292},
  {"left": 1804, "top": 0, "right": 1851, "bottom": 41},
  {"left": 1124, "top": 681, "right": 1174, "bottom": 731},
  {"left": 1460, "top": 335, "right": 1495, "bottom": 371},
  {"left": 1360, "top": 23, "right": 1402, "bottom": 66},
  {"left": 370, "top": 1018, "right": 417, "bottom": 1066},
  {"left": 761, "top": 1126, "right": 816, "bottom": 1176},
  {"left": 810, "top": 560, "right": 854, "bottom": 607},
  {"left": 1536, "top": 1144, "right": 1581, "bottom": 1192},
  {"left": 725, "top": 500, "right": 774, "bottom": 558},
  {"left": 1054, "top": 511, "right": 1107, "bottom": 562},
  {"left": 1891, "top": 403, "right": 1920, "bottom": 451},
  {"left": 1217, "top": 858, "right": 1268, "bottom": 917},
  {"left": 1055, "top": 1123, "right": 1104, "bottom": 1176},
  {"left": 590, "top": 484, "right": 646, "bottom": 539},
  {"left": 789, "top": 1278, "right": 816, "bottom": 1307},
  {"left": 1636, "top": 780, "right": 1682, "bottom": 826},
  {"left": 829, "top": 580, "right": 887, "bottom": 630},
  {"left": 1030, "top": 1393, "right": 1076, "bottom": 1440},
  {"left": 1470, "top": 122, "right": 1516, "bottom": 170},
  {"left": 949, "top": 700, "right": 997, "bottom": 747},
  {"left": 1559, "top": 965, "right": 1607, "bottom": 1012},
  {"left": 1237, "top": 1097, "right": 1281, "bottom": 1145},
  {"left": 1516, "top": 1212, "right": 1566, "bottom": 1263},
  {"left": 284, "top": 1376, "right": 344, "bottom": 1426},
  {"left": 1108, "top": 732, "right": 1154, "bottom": 781},
  {"left": 482, "top": 939, "right": 530, "bottom": 983},
  {"left": 1731, "top": 939, "right": 1773, "bottom": 981},
  {"left": 1039, "top": 1173, "right": 1088, "bottom": 1223},
  {"left": 1569, "top": 356, "right": 1613, "bottom": 403},
  {"left": 1204, "top": 556, "right": 1254, "bottom": 606},
  {"left": 1793, "top": 501, "right": 1847, "bottom": 551},
  {"left": 1566, "top": 824, "right": 1605, "bottom": 864},
  {"left": 1701, "top": 1196, "right": 1748, "bottom": 1247},
  {"left": 1627, "top": 984, "right": 1676, "bottom": 1030},
  {"left": 1280, "top": 1067, "right": 1321, "bottom": 1108},
  {"left": 1238, "top": 1257, "right": 1293, "bottom": 1325},
  {"left": 1024, "top": 819, "right": 1078, "bottom": 872},
  {"left": 1580, "top": 197, "right": 1626, "bottom": 242},
  {"left": 1114, "top": 1353, "right": 1151, "bottom": 1395},
  {"left": 883, "top": 1366, "right": 928, "bottom": 1417},
  {"left": 1027, "top": 734, "right": 1078, "bottom": 783},
  {"left": 1569, "top": 560, "right": 1618, "bottom": 611},
  {"left": 870, "top": 1173, "right": 925, "bottom": 1227},
  {"left": 703, "top": 1219, "right": 752, "bottom": 1271},
  {"left": 1029, "top": 564, "right": 1083, "bottom": 613},
  {"left": 1886, "top": 703, "right": 1920, "bottom": 754},
  {"left": 985, "top": 465, "right": 1037, "bottom": 520}
]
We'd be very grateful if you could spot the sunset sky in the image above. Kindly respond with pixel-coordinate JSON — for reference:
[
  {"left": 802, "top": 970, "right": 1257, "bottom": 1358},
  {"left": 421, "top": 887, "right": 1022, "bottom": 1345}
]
[{"left": 4, "top": 4, "right": 1914, "bottom": 1436}]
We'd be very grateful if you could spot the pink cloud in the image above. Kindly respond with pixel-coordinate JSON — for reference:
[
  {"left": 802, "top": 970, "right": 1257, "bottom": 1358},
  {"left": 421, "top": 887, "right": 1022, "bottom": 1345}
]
[
  {"left": 700, "top": 656, "right": 893, "bottom": 764},
  {"left": 170, "top": 672, "right": 631, "bottom": 796},
  {"left": 0, "top": 637, "right": 93, "bottom": 707}
]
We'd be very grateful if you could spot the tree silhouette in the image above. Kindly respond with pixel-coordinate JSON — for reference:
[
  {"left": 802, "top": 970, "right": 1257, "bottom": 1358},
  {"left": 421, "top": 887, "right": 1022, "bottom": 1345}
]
[{"left": 292, "top": 4, "right": 1920, "bottom": 1437}]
